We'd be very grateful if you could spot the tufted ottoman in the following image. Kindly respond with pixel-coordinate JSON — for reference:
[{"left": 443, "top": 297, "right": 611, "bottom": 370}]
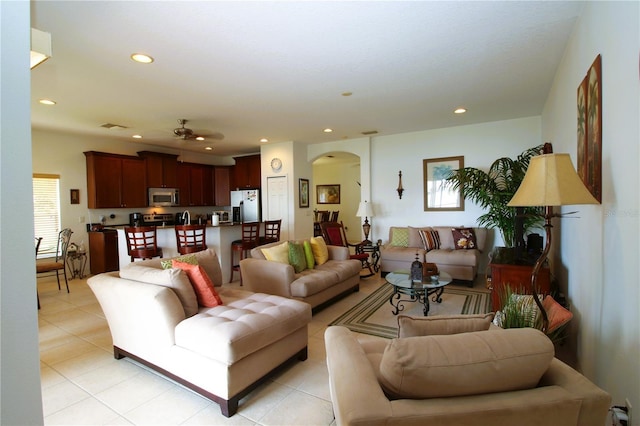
[{"left": 88, "top": 249, "right": 312, "bottom": 417}]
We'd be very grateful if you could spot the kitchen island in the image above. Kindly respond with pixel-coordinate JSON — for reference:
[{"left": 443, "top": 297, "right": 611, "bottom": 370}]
[{"left": 115, "top": 223, "right": 244, "bottom": 284}]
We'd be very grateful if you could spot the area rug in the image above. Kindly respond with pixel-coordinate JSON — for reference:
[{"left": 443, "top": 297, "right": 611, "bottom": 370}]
[{"left": 329, "top": 283, "right": 492, "bottom": 339}]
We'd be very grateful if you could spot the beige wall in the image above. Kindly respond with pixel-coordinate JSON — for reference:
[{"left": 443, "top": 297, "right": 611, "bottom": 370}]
[{"left": 541, "top": 0, "right": 639, "bottom": 411}]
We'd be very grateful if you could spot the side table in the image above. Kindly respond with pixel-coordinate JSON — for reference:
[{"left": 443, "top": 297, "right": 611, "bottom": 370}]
[
  {"left": 358, "top": 240, "right": 381, "bottom": 273},
  {"left": 67, "top": 251, "right": 87, "bottom": 279}
]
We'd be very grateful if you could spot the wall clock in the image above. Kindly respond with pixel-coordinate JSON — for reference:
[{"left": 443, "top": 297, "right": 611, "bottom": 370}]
[{"left": 270, "top": 157, "right": 282, "bottom": 172}]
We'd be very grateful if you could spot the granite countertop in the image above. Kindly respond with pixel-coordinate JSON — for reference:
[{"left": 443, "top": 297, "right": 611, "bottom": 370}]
[{"left": 106, "top": 222, "right": 240, "bottom": 230}]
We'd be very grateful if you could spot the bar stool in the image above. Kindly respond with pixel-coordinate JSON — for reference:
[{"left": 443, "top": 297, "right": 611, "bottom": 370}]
[
  {"left": 124, "top": 226, "right": 163, "bottom": 262},
  {"left": 175, "top": 224, "right": 207, "bottom": 255},
  {"left": 230, "top": 222, "right": 260, "bottom": 285},
  {"left": 260, "top": 219, "right": 282, "bottom": 244}
]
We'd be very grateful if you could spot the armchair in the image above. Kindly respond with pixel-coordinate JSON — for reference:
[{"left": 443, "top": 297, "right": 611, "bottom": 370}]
[{"left": 321, "top": 221, "right": 374, "bottom": 277}]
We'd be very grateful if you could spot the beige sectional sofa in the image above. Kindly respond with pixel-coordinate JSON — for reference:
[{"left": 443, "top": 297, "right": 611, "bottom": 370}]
[
  {"left": 240, "top": 240, "right": 361, "bottom": 311},
  {"left": 380, "top": 226, "right": 487, "bottom": 284},
  {"left": 325, "top": 315, "right": 611, "bottom": 426},
  {"left": 87, "top": 249, "right": 312, "bottom": 417}
]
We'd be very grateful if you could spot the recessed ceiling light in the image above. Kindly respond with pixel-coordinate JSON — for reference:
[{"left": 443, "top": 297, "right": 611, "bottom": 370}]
[
  {"left": 132, "top": 134, "right": 143, "bottom": 139},
  {"left": 454, "top": 107, "right": 467, "bottom": 114},
  {"left": 195, "top": 136, "right": 205, "bottom": 141},
  {"left": 38, "top": 99, "right": 56, "bottom": 105},
  {"left": 323, "top": 128, "right": 333, "bottom": 133},
  {"left": 341, "top": 92, "right": 352, "bottom": 97},
  {"left": 205, "top": 146, "right": 213, "bottom": 151},
  {"left": 260, "top": 138, "right": 269, "bottom": 143},
  {"left": 130, "top": 53, "right": 154, "bottom": 64}
]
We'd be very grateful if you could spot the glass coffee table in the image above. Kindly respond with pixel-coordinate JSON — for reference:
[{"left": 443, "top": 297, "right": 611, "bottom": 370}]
[{"left": 385, "top": 270, "right": 452, "bottom": 316}]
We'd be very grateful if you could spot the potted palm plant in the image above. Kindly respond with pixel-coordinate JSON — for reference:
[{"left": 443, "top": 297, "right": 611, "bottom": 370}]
[{"left": 445, "top": 144, "right": 545, "bottom": 255}]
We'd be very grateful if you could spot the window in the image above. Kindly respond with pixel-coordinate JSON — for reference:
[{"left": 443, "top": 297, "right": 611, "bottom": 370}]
[{"left": 33, "top": 174, "right": 61, "bottom": 255}]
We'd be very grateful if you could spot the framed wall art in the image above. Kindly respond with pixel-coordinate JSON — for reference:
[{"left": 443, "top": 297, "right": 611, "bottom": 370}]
[
  {"left": 577, "top": 54, "right": 602, "bottom": 203},
  {"left": 423, "top": 156, "right": 464, "bottom": 211},
  {"left": 299, "top": 178, "right": 309, "bottom": 208},
  {"left": 316, "top": 184, "right": 340, "bottom": 204},
  {"left": 70, "top": 189, "right": 80, "bottom": 205}
]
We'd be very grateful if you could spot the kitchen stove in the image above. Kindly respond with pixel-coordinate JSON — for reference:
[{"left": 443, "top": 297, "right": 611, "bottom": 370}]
[{"left": 143, "top": 213, "right": 174, "bottom": 226}]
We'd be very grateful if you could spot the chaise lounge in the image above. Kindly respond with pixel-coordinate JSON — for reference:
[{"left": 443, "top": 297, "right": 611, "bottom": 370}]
[{"left": 88, "top": 248, "right": 312, "bottom": 417}]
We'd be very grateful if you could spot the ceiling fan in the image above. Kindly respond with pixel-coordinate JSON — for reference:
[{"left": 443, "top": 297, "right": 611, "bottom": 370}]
[{"left": 172, "top": 119, "right": 224, "bottom": 141}]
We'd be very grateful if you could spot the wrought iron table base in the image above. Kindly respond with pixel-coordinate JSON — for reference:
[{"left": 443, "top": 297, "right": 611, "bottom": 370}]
[{"left": 389, "top": 286, "right": 445, "bottom": 316}]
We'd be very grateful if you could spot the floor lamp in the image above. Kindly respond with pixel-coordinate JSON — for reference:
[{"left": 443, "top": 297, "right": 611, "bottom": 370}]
[
  {"left": 356, "top": 200, "right": 375, "bottom": 245},
  {"left": 508, "top": 148, "right": 598, "bottom": 332}
]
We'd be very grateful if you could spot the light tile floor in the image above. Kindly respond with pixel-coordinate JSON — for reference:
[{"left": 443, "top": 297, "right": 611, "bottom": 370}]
[{"left": 38, "top": 271, "right": 387, "bottom": 425}]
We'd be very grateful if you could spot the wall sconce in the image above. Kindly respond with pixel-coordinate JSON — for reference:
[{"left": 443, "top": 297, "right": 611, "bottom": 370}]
[
  {"left": 31, "top": 28, "right": 52, "bottom": 69},
  {"left": 396, "top": 171, "right": 404, "bottom": 199}
]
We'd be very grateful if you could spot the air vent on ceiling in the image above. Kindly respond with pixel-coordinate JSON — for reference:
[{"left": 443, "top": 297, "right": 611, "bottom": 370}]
[
  {"left": 361, "top": 130, "right": 378, "bottom": 135},
  {"left": 100, "top": 123, "right": 128, "bottom": 130}
]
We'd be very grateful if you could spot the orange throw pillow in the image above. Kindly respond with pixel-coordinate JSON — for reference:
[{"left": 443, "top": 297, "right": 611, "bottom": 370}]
[{"left": 172, "top": 259, "right": 223, "bottom": 307}]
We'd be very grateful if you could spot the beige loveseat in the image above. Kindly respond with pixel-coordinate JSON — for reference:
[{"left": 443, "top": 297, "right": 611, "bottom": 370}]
[
  {"left": 87, "top": 249, "right": 311, "bottom": 417},
  {"left": 325, "top": 316, "right": 610, "bottom": 426},
  {"left": 380, "top": 226, "right": 487, "bottom": 283},
  {"left": 240, "top": 240, "right": 361, "bottom": 311}
]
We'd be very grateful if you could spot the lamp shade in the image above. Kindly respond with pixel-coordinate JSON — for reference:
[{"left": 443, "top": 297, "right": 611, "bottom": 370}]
[
  {"left": 356, "top": 200, "right": 375, "bottom": 218},
  {"left": 508, "top": 153, "right": 599, "bottom": 207}
]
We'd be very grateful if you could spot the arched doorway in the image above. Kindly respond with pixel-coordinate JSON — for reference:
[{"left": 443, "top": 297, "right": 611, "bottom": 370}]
[{"left": 312, "top": 152, "right": 362, "bottom": 241}]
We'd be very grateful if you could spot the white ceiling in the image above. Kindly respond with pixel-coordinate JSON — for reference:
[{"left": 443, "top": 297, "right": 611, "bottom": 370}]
[{"left": 31, "top": 1, "right": 583, "bottom": 157}]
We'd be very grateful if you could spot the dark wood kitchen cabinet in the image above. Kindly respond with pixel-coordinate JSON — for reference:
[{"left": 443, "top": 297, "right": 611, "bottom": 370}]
[
  {"left": 233, "top": 154, "right": 261, "bottom": 189},
  {"left": 214, "top": 166, "right": 232, "bottom": 206},
  {"left": 85, "top": 151, "right": 146, "bottom": 208},
  {"left": 88, "top": 230, "right": 119, "bottom": 274},
  {"left": 138, "top": 151, "right": 178, "bottom": 188},
  {"left": 190, "top": 163, "right": 214, "bottom": 206},
  {"left": 176, "top": 162, "right": 214, "bottom": 206}
]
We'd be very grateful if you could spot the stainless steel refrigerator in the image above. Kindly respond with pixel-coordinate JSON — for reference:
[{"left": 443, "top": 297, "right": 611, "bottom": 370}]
[{"left": 231, "top": 189, "right": 261, "bottom": 223}]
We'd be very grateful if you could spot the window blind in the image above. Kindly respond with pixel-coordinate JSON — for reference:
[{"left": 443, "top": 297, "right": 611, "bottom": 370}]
[{"left": 33, "top": 174, "right": 61, "bottom": 255}]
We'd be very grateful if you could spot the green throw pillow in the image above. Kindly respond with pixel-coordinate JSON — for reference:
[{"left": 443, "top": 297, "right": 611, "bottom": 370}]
[
  {"left": 390, "top": 227, "right": 409, "bottom": 247},
  {"left": 303, "top": 240, "right": 315, "bottom": 269},
  {"left": 161, "top": 254, "right": 198, "bottom": 270},
  {"left": 289, "top": 242, "right": 307, "bottom": 273}
]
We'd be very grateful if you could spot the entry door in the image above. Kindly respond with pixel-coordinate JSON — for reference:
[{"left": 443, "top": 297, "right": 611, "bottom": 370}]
[{"left": 266, "top": 176, "right": 289, "bottom": 240}]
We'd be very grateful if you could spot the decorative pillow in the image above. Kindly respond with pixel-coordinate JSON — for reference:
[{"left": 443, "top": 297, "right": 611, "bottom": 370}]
[
  {"left": 303, "top": 240, "right": 315, "bottom": 269},
  {"left": 543, "top": 295, "right": 573, "bottom": 333},
  {"left": 261, "top": 242, "right": 290, "bottom": 264},
  {"left": 390, "top": 227, "right": 409, "bottom": 247},
  {"left": 309, "top": 236, "right": 329, "bottom": 265},
  {"left": 119, "top": 265, "right": 198, "bottom": 317},
  {"left": 398, "top": 313, "right": 495, "bottom": 338},
  {"left": 171, "top": 260, "right": 222, "bottom": 307},
  {"left": 418, "top": 229, "right": 441, "bottom": 251},
  {"left": 408, "top": 227, "right": 430, "bottom": 248},
  {"left": 452, "top": 227, "right": 477, "bottom": 250},
  {"left": 160, "top": 253, "right": 198, "bottom": 269},
  {"left": 379, "top": 328, "right": 553, "bottom": 399},
  {"left": 288, "top": 241, "right": 307, "bottom": 273}
]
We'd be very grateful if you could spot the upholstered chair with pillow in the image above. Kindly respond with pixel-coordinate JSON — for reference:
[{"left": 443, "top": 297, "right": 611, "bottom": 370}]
[{"left": 325, "top": 315, "right": 610, "bottom": 426}]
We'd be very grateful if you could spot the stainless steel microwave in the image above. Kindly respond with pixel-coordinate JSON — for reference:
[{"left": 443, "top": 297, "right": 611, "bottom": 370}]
[{"left": 148, "top": 188, "right": 180, "bottom": 207}]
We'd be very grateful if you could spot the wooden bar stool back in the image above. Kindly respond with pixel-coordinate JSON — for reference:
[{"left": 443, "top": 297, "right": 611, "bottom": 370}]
[
  {"left": 229, "top": 222, "right": 260, "bottom": 284},
  {"left": 261, "top": 219, "right": 282, "bottom": 244},
  {"left": 125, "top": 226, "right": 163, "bottom": 262},
  {"left": 175, "top": 224, "right": 207, "bottom": 255}
]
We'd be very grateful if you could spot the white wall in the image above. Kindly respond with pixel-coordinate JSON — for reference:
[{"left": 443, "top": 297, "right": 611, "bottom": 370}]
[
  {"left": 370, "top": 116, "right": 542, "bottom": 255},
  {"left": 541, "top": 1, "right": 639, "bottom": 412},
  {"left": 1, "top": 2, "right": 45, "bottom": 423}
]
